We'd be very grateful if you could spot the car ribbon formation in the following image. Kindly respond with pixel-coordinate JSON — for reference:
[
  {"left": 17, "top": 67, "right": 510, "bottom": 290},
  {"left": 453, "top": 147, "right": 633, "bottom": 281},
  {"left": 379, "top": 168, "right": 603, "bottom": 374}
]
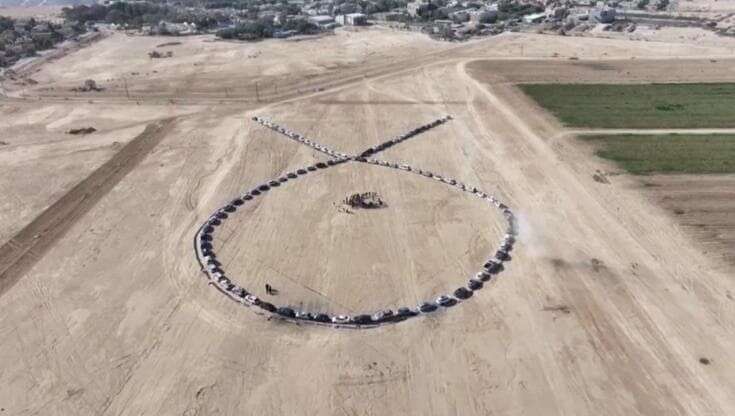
[{"left": 194, "top": 115, "right": 517, "bottom": 328}]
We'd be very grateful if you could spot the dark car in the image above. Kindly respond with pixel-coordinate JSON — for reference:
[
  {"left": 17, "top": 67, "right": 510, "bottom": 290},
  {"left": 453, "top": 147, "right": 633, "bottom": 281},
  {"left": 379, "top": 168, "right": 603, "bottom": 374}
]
[
  {"left": 495, "top": 249, "right": 511, "bottom": 261},
  {"left": 454, "top": 287, "right": 473, "bottom": 300},
  {"left": 260, "top": 302, "right": 277, "bottom": 313},
  {"left": 476, "top": 271, "right": 491, "bottom": 281},
  {"left": 396, "top": 307, "right": 418, "bottom": 317},
  {"left": 314, "top": 313, "right": 331, "bottom": 323},
  {"left": 418, "top": 302, "right": 438, "bottom": 313},
  {"left": 276, "top": 307, "right": 296, "bottom": 318},
  {"left": 468, "top": 279, "right": 483, "bottom": 291},
  {"left": 484, "top": 260, "right": 503, "bottom": 274},
  {"left": 352, "top": 314, "right": 373, "bottom": 325}
]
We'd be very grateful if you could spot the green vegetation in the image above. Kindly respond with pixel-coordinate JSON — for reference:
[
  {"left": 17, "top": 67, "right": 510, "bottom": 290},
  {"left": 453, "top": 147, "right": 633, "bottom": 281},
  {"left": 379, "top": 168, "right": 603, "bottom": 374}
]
[
  {"left": 62, "top": 3, "right": 220, "bottom": 30},
  {"left": 216, "top": 18, "right": 318, "bottom": 40},
  {"left": 519, "top": 83, "right": 735, "bottom": 128},
  {"left": 580, "top": 134, "right": 735, "bottom": 174}
]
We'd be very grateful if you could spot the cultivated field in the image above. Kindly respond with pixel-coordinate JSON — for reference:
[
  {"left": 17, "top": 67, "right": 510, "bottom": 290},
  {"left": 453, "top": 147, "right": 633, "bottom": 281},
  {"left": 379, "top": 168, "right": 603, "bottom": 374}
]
[
  {"left": 1, "top": 28, "right": 735, "bottom": 415},
  {"left": 519, "top": 83, "right": 735, "bottom": 128},
  {"left": 580, "top": 133, "right": 735, "bottom": 174}
]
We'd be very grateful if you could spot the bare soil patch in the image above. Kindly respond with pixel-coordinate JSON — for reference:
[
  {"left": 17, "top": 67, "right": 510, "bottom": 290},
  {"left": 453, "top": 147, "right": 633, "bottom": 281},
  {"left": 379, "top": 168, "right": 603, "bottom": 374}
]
[{"left": 467, "top": 58, "right": 735, "bottom": 84}]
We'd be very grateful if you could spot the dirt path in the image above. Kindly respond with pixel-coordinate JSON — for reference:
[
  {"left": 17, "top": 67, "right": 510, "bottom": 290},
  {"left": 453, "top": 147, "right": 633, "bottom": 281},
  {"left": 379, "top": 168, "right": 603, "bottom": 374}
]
[{"left": 0, "top": 119, "right": 173, "bottom": 297}]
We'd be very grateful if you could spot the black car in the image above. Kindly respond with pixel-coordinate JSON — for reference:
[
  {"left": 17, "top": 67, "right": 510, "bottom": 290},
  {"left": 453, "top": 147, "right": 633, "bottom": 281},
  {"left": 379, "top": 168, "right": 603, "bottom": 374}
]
[
  {"left": 259, "top": 302, "right": 277, "bottom": 313},
  {"left": 396, "top": 307, "right": 418, "bottom": 317},
  {"left": 418, "top": 302, "right": 438, "bottom": 313},
  {"left": 454, "top": 287, "right": 473, "bottom": 300},
  {"left": 352, "top": 314, "right": 373, "bottom": 325},
  {"left": 313, "top": 313, "right": 331, "bottom": 323},
  {"left": 276, "top": 307, "right": 296, "bottom": 318},
  {"left": 484, "top": 260, "right": 503, "bottom": 274},
  {"left": 495, "top": 249, "right": 511, "bottom": 261}
]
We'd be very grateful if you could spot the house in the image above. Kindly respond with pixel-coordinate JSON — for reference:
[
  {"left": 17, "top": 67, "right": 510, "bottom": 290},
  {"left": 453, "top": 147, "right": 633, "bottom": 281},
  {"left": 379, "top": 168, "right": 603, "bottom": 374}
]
[
  {"left": 449, "top": 10, "right": 471, "bottom": 22},
  {"left": 407, "top": 1, "right": 431, "bottom": 17},
  {"left": 522, "top": 12, "right": 546, "bottom": 23},
  {"left": 336, "top": 13, "right": 368, "bottom": 25},
  {"left": 591, "top": 6, "right": 616, "bottom": 23},
  {"left": 470, "top": 9, "right": 498, "bottom": 23},
  {"left": 309, "top": 15, "right": 335, "bottom": 27}
]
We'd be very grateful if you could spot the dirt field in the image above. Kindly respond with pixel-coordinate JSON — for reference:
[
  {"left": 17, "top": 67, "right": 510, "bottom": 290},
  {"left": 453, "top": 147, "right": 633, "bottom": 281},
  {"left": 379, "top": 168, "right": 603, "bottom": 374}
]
[
  {"left": 1, "top": 28, "right": 735, "bottom": 415},
  {"left": 467, "top": 58, "right": 735, "bottom": 84},
  {"left": 635, "top": 174, "right": 735, "bottom": 272}
]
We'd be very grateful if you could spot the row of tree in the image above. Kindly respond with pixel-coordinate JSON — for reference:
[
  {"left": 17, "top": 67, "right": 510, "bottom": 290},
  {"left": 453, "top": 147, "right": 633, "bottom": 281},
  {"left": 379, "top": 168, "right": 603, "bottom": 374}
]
[
  {"left": 62, "top": 2, "right": 223, "bottom": 30},
  {"left": 216, "top": 17, "right": 318, "bottom": 40}
]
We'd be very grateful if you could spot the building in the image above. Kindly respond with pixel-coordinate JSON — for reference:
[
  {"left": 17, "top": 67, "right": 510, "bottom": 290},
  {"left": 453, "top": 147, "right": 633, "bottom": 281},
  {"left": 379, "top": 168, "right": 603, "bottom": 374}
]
[
  {"left": 336, "top": 13, "right": 368, "bottom": 25},
  {"left": 591, "top": 6, "right": 616, "bottom": 23},
  {"left": 309, "top": 15, "right": 335, "bottom": 27},
  {"left": 522, "top": 12, "right": 547, "bottom": 23},
  {"left": 449, "top": 10, "right": 471, "bottom": 23},
  {"left": 407, "top": 1, "right": 431, "bottom": 17},
  {"left": 470, "top": 9, "right": 498, "bottom": 24}
]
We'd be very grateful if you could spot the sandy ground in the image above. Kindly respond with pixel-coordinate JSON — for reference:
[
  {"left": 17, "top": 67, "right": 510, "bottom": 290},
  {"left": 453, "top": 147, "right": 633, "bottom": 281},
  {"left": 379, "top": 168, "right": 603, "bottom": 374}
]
[
  {"left": 0, "top": 5, "right": 64, "bottom": 21},
  {"left": 1, "top": 29, "right": 735, "bottom": 415}
]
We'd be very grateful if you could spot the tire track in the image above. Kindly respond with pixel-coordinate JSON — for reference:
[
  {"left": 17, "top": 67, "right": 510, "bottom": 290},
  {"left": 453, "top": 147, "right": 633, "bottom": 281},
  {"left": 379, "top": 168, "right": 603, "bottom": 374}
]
[{"left": 0, "top": 118, "right": 175, "bottom": 297}]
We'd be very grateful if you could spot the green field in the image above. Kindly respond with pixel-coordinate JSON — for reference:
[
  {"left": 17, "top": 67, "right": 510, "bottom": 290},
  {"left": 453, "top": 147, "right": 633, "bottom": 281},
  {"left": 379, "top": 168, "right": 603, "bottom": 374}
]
[
  {"left": 580, "top": 134, "right": 735, "bottom": 174},
  {"left": 520, "top": 83, "right": 735, "bottom": 128}
]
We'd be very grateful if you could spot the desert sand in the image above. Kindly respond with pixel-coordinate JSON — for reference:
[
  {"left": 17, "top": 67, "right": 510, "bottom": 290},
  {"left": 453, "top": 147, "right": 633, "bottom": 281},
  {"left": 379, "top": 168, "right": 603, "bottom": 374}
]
[{"left": 1, "top": 27, "right": 734, "bottom": 415}]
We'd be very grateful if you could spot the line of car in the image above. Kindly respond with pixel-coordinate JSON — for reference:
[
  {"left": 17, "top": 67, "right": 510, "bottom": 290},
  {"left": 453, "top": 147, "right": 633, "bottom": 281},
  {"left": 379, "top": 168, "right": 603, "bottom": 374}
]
[{"left": 193, "top": 116, "right": 517, "bottom": 328}]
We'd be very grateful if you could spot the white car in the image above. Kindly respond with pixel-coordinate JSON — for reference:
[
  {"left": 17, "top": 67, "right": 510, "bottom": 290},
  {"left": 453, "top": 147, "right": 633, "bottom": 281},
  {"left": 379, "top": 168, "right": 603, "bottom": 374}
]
[{"left": 331, "top": 315, "right": 350, "bottom": 324}]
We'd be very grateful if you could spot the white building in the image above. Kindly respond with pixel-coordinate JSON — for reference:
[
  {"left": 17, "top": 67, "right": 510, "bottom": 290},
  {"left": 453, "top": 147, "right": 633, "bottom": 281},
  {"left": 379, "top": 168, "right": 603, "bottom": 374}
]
[
  {"left": 309, "top": 15, "right": 335, "bottom": 27},
  {"left": 336, "top": 13, "right": 368, "bottom": 25},
  {"left": 522, "top": 12, "right": 546, "bottom": 24}
]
